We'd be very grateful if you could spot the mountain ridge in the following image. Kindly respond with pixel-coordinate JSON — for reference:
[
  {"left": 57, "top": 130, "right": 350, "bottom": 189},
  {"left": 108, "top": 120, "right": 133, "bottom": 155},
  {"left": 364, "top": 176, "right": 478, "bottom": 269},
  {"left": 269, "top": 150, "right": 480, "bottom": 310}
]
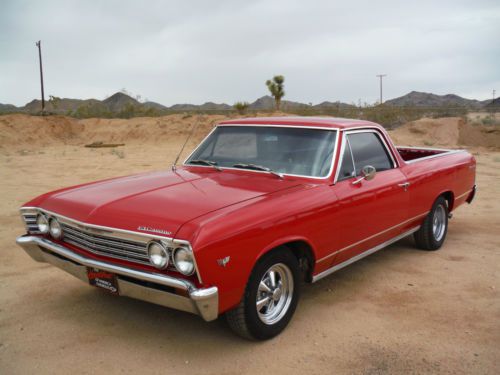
[
  {"left": 0, "top": 91, "right": 495, "bottom": 114},
  {"left": 385, "top": 91, "right": 488, "bottom": 108}
]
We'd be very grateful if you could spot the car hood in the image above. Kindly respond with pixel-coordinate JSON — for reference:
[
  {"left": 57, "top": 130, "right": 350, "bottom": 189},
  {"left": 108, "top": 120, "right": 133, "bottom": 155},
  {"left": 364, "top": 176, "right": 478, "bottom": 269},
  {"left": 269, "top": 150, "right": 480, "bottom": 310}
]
[{"left": 34, "top": 167, "right": 302, "bottom": 237}]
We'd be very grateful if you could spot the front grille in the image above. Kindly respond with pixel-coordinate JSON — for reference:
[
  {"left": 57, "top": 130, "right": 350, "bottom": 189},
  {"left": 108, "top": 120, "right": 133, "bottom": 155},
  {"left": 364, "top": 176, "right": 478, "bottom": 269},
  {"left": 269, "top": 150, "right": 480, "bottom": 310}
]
[
  {"left": 20, "top": 208, "right": 201, "bottom": 283},
  {"left": 60, "top": 223, "right": 150, "bottom": 265},
  {"left": 22, "top": 213, "right": 40, "bottom": 233}
]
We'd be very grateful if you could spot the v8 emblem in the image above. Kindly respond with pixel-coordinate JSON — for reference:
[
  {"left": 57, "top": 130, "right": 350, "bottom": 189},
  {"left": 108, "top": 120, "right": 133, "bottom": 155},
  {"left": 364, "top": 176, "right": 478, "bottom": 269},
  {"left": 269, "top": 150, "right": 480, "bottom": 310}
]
[{"left": 217, "top": 256, "right": 230, "bottom": 267}]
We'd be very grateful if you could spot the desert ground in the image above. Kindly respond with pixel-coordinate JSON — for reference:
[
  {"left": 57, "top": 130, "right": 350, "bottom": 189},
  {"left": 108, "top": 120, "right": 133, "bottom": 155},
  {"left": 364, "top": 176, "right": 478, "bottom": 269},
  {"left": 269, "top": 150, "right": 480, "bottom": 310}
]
[{"left": 0, "top": 114, "right": 499, "bottom": 374}]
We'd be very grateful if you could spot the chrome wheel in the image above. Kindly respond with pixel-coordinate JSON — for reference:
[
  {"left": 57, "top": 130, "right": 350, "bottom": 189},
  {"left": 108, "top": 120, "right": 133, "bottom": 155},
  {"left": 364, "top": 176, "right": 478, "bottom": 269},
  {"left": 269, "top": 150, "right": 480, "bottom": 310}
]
[
  {"left": 432, "top": 204, "right": 446, "bottom": 241},
  {"left": 256, "top": 263, "right": 294, "bottom": 325}
]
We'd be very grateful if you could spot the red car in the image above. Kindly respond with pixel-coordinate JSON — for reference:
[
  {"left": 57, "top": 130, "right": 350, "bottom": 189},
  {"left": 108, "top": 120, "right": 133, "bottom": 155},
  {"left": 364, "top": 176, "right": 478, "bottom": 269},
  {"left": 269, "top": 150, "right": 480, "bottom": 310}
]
[{"left": 17, "top": 117, "right": 476, "bottom": 340}]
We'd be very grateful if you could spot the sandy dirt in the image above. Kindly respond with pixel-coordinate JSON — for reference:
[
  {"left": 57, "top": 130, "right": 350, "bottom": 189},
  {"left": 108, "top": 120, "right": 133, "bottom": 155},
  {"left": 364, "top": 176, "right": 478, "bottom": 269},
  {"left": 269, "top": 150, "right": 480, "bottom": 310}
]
[{"left": 0, "top": 114, "right": 499, "bottom": 374}]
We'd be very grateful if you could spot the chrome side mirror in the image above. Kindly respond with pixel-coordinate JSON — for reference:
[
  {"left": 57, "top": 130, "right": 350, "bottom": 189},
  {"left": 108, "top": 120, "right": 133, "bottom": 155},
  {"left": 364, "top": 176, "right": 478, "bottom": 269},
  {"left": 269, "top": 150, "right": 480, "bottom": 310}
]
[{"left": 352, "top": 165, "right": 376, "bottom": 185}]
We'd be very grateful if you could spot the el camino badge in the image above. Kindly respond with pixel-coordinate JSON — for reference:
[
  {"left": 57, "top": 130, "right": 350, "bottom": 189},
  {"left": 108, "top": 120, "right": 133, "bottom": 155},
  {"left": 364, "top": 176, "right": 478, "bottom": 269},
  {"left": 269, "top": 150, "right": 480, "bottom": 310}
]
[{"left": 138, "top": 226, "right": 172, "bottom": 236}]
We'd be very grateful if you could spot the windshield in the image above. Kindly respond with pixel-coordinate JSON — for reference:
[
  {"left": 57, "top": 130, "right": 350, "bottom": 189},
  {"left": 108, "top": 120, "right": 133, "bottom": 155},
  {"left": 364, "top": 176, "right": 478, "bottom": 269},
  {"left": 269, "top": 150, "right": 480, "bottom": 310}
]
[{"left": 185, "top": 126, "right": 337, "bottom": 178}]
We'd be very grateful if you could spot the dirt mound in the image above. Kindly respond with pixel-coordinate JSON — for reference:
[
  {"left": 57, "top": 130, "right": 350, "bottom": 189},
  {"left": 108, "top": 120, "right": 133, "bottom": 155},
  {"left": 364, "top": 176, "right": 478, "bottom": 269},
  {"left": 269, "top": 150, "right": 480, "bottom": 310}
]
[
  {"left": 1, "top": 114, "right": 499, "bottom": 151},
  {"left": 0, "top": 114, "right": 82, "bottom": 148},
  {"left": 78, "top": 114, "right": 226, "bottom": 146},
  {"left": 0, "top": 114, "right": 228, "bottom": 150},
  {"left": 389, "top": 117, "right": 500, "bottom": 149}
]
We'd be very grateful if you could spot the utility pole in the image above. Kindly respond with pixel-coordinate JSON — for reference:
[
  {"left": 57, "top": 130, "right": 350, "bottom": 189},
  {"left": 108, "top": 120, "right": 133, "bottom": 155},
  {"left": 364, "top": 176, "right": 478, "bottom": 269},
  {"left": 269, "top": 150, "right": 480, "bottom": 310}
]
[
  {"left": 35, "top": 40, "right": 45, "bottom": 112},
  {"left": 493, "top": 89, "right": 496, "bottom": 103},
  {"left": 376, "top": 74, "right": 387, "bottom": 104}
]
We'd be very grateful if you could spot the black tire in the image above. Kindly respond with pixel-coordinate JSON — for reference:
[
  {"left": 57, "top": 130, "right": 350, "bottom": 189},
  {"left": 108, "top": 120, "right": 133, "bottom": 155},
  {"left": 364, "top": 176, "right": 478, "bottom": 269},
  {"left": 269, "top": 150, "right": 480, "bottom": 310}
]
[
  {"left": 414, "top": 196, "right": 449, "bottom": 251},
  {"left": 225, "top": 249, "right": 300, "bottom": 340}
]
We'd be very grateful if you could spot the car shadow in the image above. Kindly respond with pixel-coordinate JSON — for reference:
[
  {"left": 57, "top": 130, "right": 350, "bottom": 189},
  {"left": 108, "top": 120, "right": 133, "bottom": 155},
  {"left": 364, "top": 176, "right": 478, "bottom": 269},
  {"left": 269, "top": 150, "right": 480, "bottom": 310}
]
[{"left": 45, "top": 235, "right": 423, "bottom": 347}]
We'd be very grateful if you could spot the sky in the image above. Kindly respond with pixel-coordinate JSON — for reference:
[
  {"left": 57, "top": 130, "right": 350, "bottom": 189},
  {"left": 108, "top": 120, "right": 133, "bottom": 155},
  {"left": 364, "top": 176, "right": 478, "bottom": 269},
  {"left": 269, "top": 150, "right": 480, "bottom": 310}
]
[{"left": 1, "top": 0, "right": 499, "bottom": 107}]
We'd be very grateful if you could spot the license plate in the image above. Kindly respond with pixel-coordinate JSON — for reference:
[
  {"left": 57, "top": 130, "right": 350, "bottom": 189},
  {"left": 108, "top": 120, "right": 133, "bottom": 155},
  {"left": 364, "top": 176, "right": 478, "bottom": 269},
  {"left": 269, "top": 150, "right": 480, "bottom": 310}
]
[{"left": 87, "top": 268, "right": 119, "bottom": 295}]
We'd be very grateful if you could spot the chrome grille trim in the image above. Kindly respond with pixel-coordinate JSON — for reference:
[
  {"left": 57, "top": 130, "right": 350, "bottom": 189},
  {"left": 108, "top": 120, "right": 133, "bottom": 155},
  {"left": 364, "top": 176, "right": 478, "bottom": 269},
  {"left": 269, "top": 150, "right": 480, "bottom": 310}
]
[
  {"left": 61, "top": 224, "right": 150, "bottom": 264},
  {"left": 21, "top": 211, "right": 41, "bottom": 234},
  {"left": 61, "top": 224, "right": 148, "bottom": 253},
  {"left": 60, "top": 222, "right": 150, "bottom": 265}
]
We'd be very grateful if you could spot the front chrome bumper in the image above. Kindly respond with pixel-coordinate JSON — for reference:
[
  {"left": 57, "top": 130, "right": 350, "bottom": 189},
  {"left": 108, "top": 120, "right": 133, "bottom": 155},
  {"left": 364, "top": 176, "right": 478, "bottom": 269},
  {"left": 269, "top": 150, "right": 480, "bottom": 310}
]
[{"left": 16, "top": 235, "right": 218, "bottom": 321}]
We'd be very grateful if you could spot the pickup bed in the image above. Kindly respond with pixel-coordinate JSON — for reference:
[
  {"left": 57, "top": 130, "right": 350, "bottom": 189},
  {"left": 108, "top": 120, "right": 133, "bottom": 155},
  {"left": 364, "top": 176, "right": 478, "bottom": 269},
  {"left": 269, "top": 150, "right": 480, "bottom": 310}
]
[{"left": 16, "top": 116, "right": 476, "bottom": 340}]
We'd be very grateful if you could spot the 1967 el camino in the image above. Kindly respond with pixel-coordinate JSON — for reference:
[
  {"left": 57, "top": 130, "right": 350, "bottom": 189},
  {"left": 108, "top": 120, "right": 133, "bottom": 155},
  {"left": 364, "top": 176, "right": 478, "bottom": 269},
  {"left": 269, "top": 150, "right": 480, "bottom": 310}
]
[{"left": 16, "top": 117, "right": 476, "bottom": 340}]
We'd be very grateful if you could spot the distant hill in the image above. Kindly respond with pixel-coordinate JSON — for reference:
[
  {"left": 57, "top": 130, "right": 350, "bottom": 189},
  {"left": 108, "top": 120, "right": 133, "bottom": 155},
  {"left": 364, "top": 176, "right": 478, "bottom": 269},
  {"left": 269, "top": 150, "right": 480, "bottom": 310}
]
[
  {"left": 143, "top": 101, "right": 168, "bottom": 110},
  {"left": 484, "top": 97, "right": 500, "bottom": 109},
  {"left": 248, "top": 95, "right": 275, "bottom": 110},
  {"left": 313, "top": 101, "right": 355, "bottom": 110},
  {"left": 0, "top": 103, "right": 18, "bottom": 113},
  {"left": 198, "top": 102, "right": 232, "bottom": 111},
  {"left": 22, "top": 98, "right": 101, "bottom": 113},
  {"left": 102, "top": 92, "right": 140, "bottom": 112},
  {"left": 247, "top": 95, "right": 341, "bottom": 110},
  {"left": 386, "top": 91, "right": 485, "bottom": 108}
]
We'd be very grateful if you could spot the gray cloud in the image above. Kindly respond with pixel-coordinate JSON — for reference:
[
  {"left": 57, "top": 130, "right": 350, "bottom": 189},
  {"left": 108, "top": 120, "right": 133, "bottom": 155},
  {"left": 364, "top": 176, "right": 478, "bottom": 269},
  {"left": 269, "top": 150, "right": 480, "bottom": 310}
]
[{"left": 1, "top": 0, "right": 499, "bottom": 106}]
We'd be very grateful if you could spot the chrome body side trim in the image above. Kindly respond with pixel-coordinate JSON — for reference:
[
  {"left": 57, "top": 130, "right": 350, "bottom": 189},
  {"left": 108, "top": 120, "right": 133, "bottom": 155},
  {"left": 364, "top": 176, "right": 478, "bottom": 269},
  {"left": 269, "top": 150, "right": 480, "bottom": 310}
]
[
  {"left": 455, "top": 188, "right": 473, "bottom": 201},
  {"left": 15, "top": 235, "right": 218, "bottom": 321},
  {"left": 183, "top": 124, "right": 340, "bottom": 181},
  {"left": 312, "top": 226, "right": 420, "bottom": 283},
  {"left": 316, "top": 211, "right": 429, "bottom": 264}
]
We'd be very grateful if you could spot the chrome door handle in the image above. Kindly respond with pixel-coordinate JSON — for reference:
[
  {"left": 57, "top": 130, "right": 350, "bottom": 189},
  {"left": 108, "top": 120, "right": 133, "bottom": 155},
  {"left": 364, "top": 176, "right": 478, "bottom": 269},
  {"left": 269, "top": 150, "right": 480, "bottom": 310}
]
[{"left": 398, "top": 182, "right": 410, "bottom": 191}]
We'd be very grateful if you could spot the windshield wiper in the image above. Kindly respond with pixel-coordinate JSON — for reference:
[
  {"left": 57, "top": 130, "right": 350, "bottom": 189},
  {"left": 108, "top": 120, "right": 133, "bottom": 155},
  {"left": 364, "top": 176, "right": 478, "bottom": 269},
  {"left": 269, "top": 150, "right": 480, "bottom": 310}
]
[
  {"left": 188, "top": 159, "right": 222, "bottom": 171},
  {"left": 232, "top": 163, "right": 284, "bottom": 179}
]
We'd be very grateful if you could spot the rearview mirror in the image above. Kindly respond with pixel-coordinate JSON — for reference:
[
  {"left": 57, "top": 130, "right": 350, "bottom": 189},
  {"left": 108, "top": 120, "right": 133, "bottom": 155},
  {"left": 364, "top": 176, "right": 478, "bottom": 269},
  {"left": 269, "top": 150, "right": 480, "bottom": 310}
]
[{"left": 352, "top": 165, "right": 376, "bottom": 185}]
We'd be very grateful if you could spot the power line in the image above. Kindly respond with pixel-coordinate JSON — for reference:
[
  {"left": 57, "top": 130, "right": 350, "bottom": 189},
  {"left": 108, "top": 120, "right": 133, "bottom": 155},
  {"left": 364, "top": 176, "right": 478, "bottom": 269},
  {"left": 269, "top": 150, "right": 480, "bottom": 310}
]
[
  {"left": 376, "top": 74, "right": 387, "bottom": 104},
  {"left": 35, "top": 40, "right": 45, "bottom": 112}
]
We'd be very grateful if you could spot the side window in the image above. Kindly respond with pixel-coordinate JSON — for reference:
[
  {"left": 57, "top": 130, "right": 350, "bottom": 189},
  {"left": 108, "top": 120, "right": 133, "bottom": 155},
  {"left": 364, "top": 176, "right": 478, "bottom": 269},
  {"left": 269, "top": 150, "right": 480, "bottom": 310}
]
[
  {"left": 347, "top": 132, "right": 393, "bottom": 175},
  {"left": 337, "top": 139, "right": 355, "bottom": 181}
]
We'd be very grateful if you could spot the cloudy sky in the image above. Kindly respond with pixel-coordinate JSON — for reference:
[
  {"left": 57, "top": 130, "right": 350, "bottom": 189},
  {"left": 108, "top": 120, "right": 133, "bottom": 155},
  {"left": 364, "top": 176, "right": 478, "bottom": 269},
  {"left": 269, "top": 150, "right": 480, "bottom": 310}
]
[{"left": 1, "top": 0, "right": 499, "bottom": 107}]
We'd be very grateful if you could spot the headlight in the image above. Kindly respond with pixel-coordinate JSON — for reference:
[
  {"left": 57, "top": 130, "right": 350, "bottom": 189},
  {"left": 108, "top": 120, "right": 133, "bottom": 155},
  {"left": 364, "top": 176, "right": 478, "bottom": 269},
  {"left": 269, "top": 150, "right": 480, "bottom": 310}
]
[
  {"left": 49, "top": 218, "right": 63, "bottom": 239},
  {"left": 147, "top": 241, "right": 169, "bottom": 269},
  {"left": 36, "top": 214, "right": 49, "bottom": 234},
  {"left": 173, "top": 247, "right": 195, "bottom": 275}
]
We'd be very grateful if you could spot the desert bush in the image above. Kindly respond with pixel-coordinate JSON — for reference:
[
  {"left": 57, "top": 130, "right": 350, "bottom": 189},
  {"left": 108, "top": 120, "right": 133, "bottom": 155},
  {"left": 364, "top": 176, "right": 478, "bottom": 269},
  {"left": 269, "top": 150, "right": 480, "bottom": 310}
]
[
  {"left": 111, "top": 149, "right": 125, "bottom": 159},
  {"left": 73, "top": 103, "right": 112, "bottom": 118},
  {"left": 233, "top": 101, "right": 249, "bottom": 115}
]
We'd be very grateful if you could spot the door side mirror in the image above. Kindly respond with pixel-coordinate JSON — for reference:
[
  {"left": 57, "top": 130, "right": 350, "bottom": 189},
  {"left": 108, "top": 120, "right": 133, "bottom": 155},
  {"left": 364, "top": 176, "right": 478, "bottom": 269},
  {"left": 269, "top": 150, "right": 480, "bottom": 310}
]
[{"left": 352, "top": 165, "right": 376, "bottom": 185}]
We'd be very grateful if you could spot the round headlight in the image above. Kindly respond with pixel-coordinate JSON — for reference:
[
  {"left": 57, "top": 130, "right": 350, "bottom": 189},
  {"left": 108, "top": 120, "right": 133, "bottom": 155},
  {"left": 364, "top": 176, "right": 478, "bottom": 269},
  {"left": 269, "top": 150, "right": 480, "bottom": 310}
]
[
  {"left": 49, "top": 218, "right": 63, "bottom": 239},
  {"left": 36, "top": 214, "right": 49, "bottom": 234},
  {"left": 173, "top": 247, "right": 195, "bottom": 275},
  {"left": 148, "top": 242, "right": 169, "bottom": 269}
]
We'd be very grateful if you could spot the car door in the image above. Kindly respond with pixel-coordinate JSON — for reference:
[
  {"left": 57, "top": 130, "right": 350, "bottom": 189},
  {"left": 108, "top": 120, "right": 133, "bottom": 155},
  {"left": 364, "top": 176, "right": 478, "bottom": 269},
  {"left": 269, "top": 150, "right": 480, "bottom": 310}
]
[{"left": 330, "top": 129, "right": 410, "bottom": 266}]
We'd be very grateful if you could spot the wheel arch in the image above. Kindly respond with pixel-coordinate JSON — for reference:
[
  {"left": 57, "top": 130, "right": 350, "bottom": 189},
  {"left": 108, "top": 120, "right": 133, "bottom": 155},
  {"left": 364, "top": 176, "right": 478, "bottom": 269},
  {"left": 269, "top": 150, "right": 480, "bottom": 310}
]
[
  {"left": 439, "top": 190, "right": 455, "bottom": 212},
  {"left": 256, "top": 237, "right": 317, "bottom": 283}
]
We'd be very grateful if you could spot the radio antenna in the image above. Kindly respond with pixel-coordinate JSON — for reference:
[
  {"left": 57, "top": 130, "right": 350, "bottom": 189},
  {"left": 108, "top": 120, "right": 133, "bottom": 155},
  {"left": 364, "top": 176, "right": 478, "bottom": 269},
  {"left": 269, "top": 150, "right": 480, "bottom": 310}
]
[{"left": 172, "top": 116, "right": 200, "bottom": 171}]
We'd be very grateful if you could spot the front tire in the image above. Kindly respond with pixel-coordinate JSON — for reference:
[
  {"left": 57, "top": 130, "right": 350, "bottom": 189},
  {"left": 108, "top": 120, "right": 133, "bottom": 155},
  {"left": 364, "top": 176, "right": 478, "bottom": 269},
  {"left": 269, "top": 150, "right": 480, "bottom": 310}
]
[
  {"left": 414, "top": 196, "right": 449, "bottom": 251},
  {"left": 226, "top": 250, "right": 300, "bottom": 340}
]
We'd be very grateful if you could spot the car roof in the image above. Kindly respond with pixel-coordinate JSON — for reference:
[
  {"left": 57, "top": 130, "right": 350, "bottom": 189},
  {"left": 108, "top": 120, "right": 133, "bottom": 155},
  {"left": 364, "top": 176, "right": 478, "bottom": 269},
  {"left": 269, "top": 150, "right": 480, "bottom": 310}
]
[{"left": 218, "top": 116, "right": 380, "bottom": 130}]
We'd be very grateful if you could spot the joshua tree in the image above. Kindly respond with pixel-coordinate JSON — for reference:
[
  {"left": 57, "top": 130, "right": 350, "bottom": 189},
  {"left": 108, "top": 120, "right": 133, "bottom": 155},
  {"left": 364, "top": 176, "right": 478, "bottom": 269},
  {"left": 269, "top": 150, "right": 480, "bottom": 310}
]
[
  {"left": 266, "top": 75, "right": 285, "bottom": 111},
  {"left": 233, "top": 101, "right": 249, "bottom": 115}
]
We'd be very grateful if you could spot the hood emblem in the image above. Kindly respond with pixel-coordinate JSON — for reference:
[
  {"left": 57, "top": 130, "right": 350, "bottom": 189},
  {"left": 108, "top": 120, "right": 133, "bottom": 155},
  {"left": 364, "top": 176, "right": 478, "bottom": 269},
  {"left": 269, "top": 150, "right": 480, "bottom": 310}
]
[
  {"left": 217, "top": 256, "right": 231, "bottom": 267},
  {"left": 138, "top": 226, "right": 172, "bottom": 236}
]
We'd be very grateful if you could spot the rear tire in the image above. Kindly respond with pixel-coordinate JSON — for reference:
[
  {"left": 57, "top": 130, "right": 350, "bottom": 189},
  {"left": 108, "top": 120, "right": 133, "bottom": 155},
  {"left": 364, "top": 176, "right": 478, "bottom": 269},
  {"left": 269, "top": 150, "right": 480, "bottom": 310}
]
[
  {"left": 414, "top": 196, "right": 449, "bottom": 251},
  {"left": 226, "top": 249, "right": 300, "bottom": 340}
]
